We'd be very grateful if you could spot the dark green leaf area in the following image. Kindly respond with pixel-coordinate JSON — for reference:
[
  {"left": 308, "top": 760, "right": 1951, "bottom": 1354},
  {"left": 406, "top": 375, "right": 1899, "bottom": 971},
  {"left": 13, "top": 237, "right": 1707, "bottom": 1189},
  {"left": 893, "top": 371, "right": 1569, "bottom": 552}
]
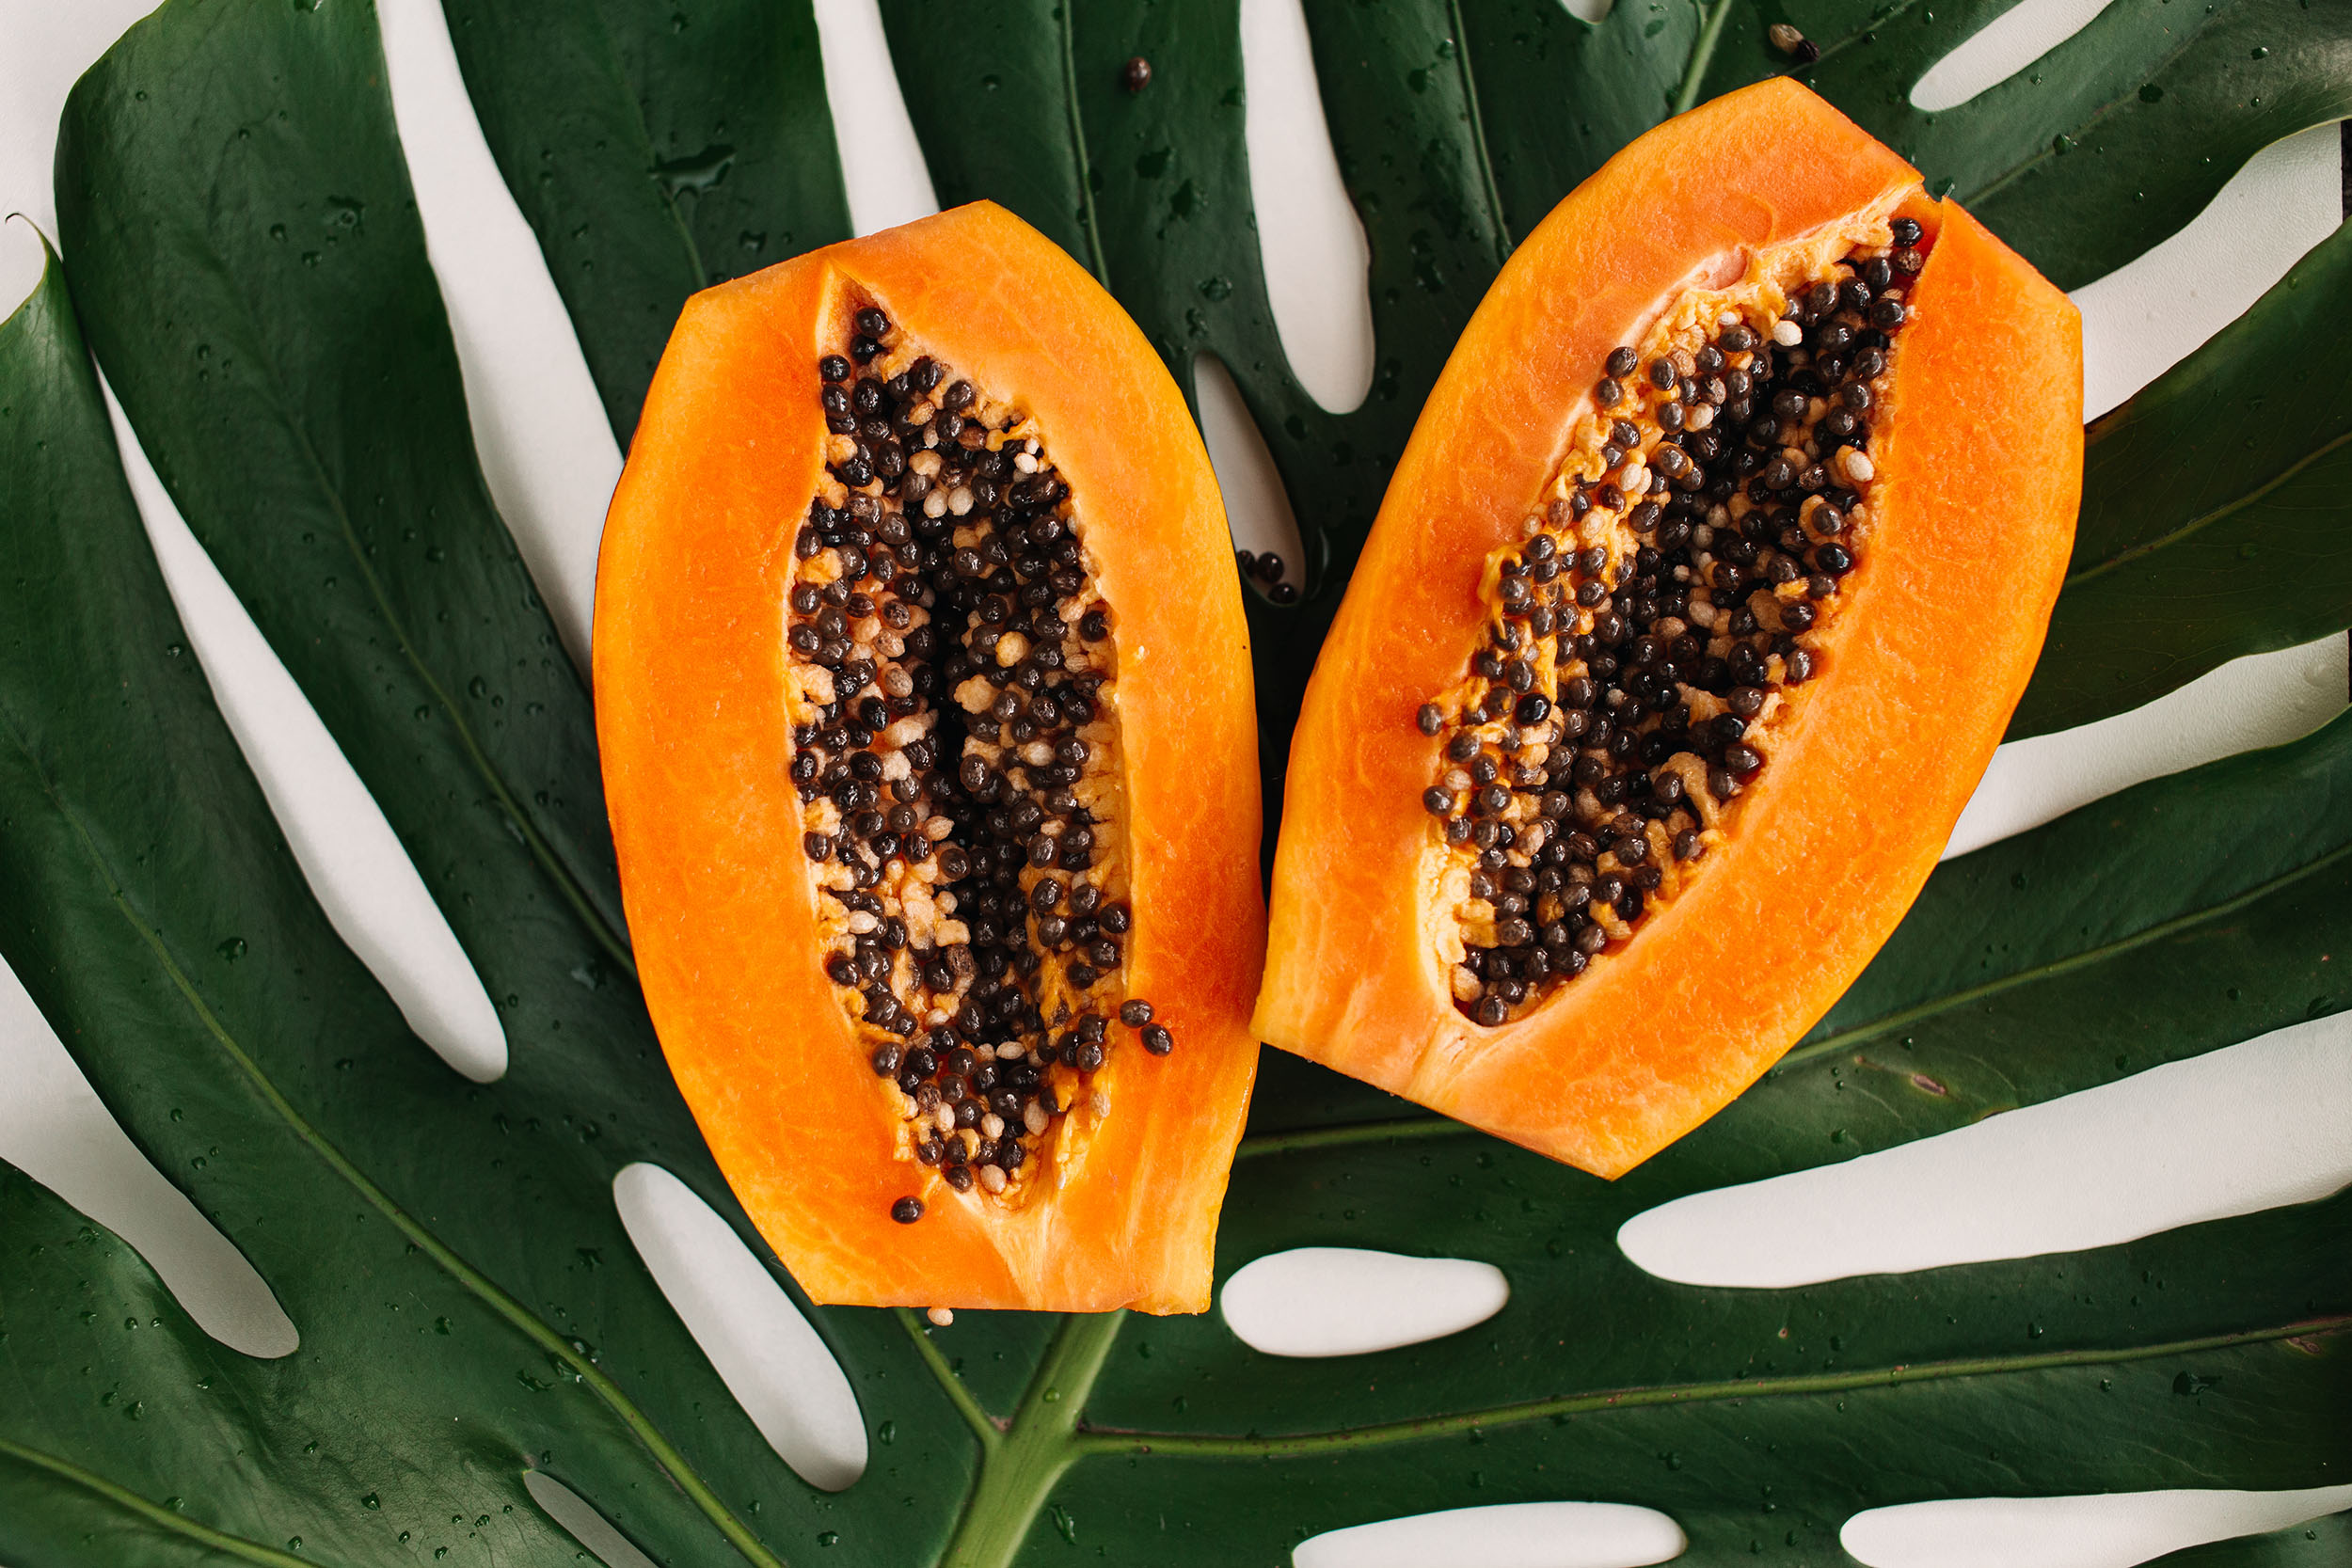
[
  {"left": 0, "top": 253, "right": 765, "bottom": 1568},
  {"left": 439, "top": 0, "right": 852, "bottom": 438},
  {"left": 0, "top": 1164, "right": 607, "bottom": 1568},
  {"left": 2012, "top": 216, "right": 2352, "bottom": 737},
  {"left": 55, "top": 0, "right": 635, "bottom": 989},
  {"left": 1060, "top": 1321, "right": 2347, "bottom": 1564},
  {"left": 23, "top": 18, "right": 981, "bottom": 1561},
  {"left": 2148, "top": 1508, "right": 2352, "bottom": 1566}
]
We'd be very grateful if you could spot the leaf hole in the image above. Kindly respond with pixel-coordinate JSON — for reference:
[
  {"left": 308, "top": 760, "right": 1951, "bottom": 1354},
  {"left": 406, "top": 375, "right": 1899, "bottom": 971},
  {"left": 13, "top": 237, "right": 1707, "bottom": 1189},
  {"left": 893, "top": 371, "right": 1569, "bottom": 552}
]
[
  {"left": 1948, "top": 632, "right": 2347, "bottom": 861},
  {"left": 1294, "top": 1501, "right": 1685, "bottom": 1568},
  {"left": 2072, "top": 125, "right": 2344, "bottom": 420},
  {"left": 1618, "top": 1016, "right": 2352, "bottom": 1288},
  {"left": 1241, "top": 0, "right": 1375, "bottom": 413},
  {"left": 612, "top": 1163, "right": 866, "bottom": 1490},
  {"left": 1842, "top": 1485, "right": 2352, "bottom": 1567},
  {"left": 0, "top": 960, "right": 299, "bottom": 1358},
  {"left": 811, "top": 0, "right": 941, "bottom": 235},
  {"left": 1194, "top": 352, "right": 1307, "bottom": 598},
  {"left": 1222, "top": 1247, "right": 1507, "bottom": 1357},
  {"left": 522, "top": 1471, "right": 660, "bottom": 1568},
  {"left": 102, "top": 377, "right": 510, "bottom": 1085},
  {"left": 376, "top": 0, "right": 622, "bottom": 667},
  {"left": 1909, "top": 0, "right": 2120, "bottom": 114}
]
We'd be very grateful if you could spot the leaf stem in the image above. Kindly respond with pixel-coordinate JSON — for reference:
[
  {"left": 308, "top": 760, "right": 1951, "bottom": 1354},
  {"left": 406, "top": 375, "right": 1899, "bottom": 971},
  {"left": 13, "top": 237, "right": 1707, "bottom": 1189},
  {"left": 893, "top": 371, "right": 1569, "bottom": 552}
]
[
  {"left": 2065, "top": 426, "right": 2352, "bottom": 585},
  {"left": 1672, "top": 0, "right": 1737, "bottom": 117},
  {"left": 0, "top": 1436, "right": 317, "bottom": 1568},
  {"left": 936, "top": 1311, "right": 1125, "bottom": 1568},
  {"left": 896, "top": 1307, "right": 1003, "bottom": 1451},
  {"left": 1443, "top": 0, "right": 1515, "bottom": 262},
  {"left": 1057, "top": 3, "right": 1110, "bottom": 285},
  {"left": 1073, "top": 1314, "right": 2350, "bottom": 1459},
  {"left": 1236, "top": 1114, "right": 1466, "bottom": 1159},
  {"left": 1777, "top": 829, "right": 2352, "bottom": 1071}
]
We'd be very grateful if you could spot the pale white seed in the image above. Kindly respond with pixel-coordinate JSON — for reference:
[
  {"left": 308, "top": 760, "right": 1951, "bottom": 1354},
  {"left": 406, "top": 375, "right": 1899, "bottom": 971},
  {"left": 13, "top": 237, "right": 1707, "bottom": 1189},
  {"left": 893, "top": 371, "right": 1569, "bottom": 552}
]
[
  {"left": 847, "top": 911, "right": 879, "bottom": 934},
  {"left": 933, "top": 1105, "right": 957, "bottom": 1133},
  {"left": 925, "top": 816, "right": 956, "bottom": 841},
  {"left": 922, "top": 490, "right": 947, "bottom": 518},
  {"left": 1843, "top": 448, "right": 1875, "bottom": 483},
  {"left": 979, "top": 1164, "right": 1008, "bottom": 1194},
  {"left": 1011, "top": 451, "right": 1040, "bottom": 474},
  {"left": 995, "top": 631, "right": 1029, "bottom": 666},
  {"left": 1024, "top": 1101, "right": 1049, "bottom": 1135},
  {"left": 909, "top": 449, "right": 942, "bottom": 477},
  {"left": 980, "top": 1113, "right": 1006, "bottom": 1139},
  {"left": 995, "top": 1041, "right": 1025, "bottom": 1060},
  {"left": 1022, "top": 740, "right": 1055, "bottom": 768},
  {"left": 927, "top": 1306, "right": 955, "bottom": 1326},
  {"left": 1772, "top": 320, "right": 1804, "bottom": 347},
  {"left": 948, "top": 487, "right": 975, "bottom": 516}
]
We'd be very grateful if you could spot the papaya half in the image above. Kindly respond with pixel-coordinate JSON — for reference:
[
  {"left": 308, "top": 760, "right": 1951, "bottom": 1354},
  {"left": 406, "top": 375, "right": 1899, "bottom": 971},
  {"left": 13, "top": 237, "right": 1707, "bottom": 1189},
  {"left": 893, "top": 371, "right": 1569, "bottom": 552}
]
[
  {"left": 1254, "top": 80, "right": 2082, "bottom": 1177},
  {"left": 596, "top": 202, "right": 1263, "bottom": 1313}
]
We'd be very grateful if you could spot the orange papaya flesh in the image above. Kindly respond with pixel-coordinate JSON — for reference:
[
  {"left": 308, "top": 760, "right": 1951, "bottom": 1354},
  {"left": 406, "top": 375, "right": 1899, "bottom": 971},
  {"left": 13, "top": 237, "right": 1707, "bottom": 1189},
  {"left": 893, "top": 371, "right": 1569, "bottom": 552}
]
[
  {"left": 596, "top": 202, "right": 1263, "bottom": 1312},
  {"left": 1253, "top": 81, "right": 2082, "bottom": 1178}
]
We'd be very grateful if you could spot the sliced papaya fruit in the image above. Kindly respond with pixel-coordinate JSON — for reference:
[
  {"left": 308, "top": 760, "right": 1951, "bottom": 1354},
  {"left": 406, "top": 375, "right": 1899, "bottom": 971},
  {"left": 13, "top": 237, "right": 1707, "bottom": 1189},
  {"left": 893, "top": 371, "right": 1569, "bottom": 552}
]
[
  {"left": 1254, "top": 81, "right": 2081, "bottom": 1177},
  {"left": 596, "top": 202, "right": 1263, "bottom": 1312}
]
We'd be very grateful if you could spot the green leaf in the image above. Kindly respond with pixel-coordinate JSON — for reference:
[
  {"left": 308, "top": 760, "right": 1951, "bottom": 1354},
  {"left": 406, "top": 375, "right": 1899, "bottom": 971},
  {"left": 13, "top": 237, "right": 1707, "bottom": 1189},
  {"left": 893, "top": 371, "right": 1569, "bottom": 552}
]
[
  {"left": 0, "top": 245, "right": 793, "bottom": 1566},
  {"left": 13, "top": 0, "right": 2350, "bottom": 1562},
  {"left": 2010, "top": 215, "right": 2352, "bottom": 737},
  {"left": 24, "top": 2, "right": 977, "bottom": 1559},
  {"left": 437, "top": 0, "right": 852, "bottom": 439}
]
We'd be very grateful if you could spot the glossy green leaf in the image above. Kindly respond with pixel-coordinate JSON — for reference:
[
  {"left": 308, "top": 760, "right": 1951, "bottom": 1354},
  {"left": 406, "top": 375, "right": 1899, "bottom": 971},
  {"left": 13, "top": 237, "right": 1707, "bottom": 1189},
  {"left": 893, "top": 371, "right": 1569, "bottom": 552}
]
[
  {"left": 29, "top": 2, "right": 975, "bottom": 1560},
  {"left": 10, "top": 0, "right": 2349, "bottom": 1562},
  {"left": 437, "top": 0, "right": 852, "bottom": 438},
  {"left": 2010, "top": 214, "right": 2352, "bottom": 737}
]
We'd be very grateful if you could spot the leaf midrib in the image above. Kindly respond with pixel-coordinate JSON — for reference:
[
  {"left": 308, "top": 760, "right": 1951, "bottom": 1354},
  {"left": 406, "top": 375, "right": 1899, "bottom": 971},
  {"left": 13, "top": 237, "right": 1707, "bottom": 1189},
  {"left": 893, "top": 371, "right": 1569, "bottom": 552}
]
[
  {"left": 1445, "top": 0, "right": 1514, "bottom": 262},
  {"left": 1073, "top": 1313, "right": 2348, "bottom": 1457},
  {"left": 1057, "top": 2, "right": 1109, "bottom": 285},
  {"left": 2067, "top": 423, "right": 2352, "bottom": 587},
  {"left": 0, "top": 708, "right": 778, "bottom": 1568},
  {"left": 0, "top": 1434, "right": 318, "bottom": 1568},
  {"left": 1781, "top": 823, "right": 2352, "bottom": 1069}
]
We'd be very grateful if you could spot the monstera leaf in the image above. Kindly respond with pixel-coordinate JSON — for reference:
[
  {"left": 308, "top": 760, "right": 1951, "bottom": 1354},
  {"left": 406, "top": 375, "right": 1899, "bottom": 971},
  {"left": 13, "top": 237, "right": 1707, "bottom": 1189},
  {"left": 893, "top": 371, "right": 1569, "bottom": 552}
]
[{"left": 1, "top": 0, "right": 2346, "bottom": 1564}]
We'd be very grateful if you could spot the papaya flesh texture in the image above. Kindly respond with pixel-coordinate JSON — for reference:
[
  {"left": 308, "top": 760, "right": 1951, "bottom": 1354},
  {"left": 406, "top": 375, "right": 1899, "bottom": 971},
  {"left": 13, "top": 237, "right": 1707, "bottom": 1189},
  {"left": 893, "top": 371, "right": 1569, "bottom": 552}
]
[
  {"left": 596, "top": 202, "right": 1263, "bottom": 1312},
  {"left": 1254, "top": 81, "right": 2081, "bottom": 1179}
]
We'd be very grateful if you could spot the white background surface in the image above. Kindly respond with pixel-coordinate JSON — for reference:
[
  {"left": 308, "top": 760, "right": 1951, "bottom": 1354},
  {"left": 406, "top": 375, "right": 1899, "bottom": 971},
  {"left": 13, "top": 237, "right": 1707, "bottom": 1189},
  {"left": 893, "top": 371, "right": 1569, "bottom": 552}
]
[{"left": 3, "top": 0, "right": 2349, "bottom": 1564}]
